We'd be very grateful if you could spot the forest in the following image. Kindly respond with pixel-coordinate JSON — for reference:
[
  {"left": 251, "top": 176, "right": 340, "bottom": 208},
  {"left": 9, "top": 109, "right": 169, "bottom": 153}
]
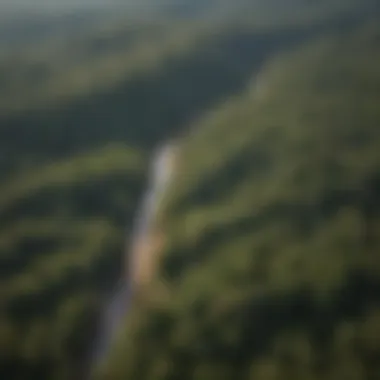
[{"left": 0, "top": 1, "right": 380, "bottom": 379}]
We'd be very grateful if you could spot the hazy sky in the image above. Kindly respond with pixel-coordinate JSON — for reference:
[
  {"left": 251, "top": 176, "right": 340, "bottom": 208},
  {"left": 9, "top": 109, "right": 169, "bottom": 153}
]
[{"left": 0, "top": 0, "right": 132, "bottom": 9}]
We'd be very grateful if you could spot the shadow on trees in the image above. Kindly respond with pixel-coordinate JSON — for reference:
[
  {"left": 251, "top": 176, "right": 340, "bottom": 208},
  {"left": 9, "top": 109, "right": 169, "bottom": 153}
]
[{"left": 0, "top": 15, "right": 368, "bottom": 177}]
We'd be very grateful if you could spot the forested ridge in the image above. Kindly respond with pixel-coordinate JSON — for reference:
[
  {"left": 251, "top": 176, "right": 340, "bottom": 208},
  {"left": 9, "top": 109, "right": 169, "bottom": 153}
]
[
  {"left": 99, "top": 22, "right": 380, "bottom": 380},
  {"left": 1, "top": 1, "right": 380, "bottom": 379}
]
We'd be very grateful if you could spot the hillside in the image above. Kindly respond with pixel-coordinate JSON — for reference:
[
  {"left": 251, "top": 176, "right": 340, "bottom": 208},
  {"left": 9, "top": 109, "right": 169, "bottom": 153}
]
[
  {"left": 1, "top": 1, "right": 380, "bottom": 380},
  {"left": 98, "top": 23, "right": 380, "bottom": 380}
]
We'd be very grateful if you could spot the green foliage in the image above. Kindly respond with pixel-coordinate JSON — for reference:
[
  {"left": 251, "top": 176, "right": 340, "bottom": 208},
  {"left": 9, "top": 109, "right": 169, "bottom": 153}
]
[
  {"left": 1, "top": 2, "right": 380, "bottom": 380},
  {"left": 0, "top": 144, "right": 146, "bottom": 379},
  {"left": 100, "top": 23, "right": 380, "bottom": 380}
]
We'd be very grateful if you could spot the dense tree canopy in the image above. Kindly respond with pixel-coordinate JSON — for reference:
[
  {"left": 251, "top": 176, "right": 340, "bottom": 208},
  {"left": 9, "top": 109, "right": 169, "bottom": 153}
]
[
  {"left": 98, "top": 23, "right": 380, "bottom": 380},
  {"left": 0, "top": 1, "right": 380, "bottom": 380}
]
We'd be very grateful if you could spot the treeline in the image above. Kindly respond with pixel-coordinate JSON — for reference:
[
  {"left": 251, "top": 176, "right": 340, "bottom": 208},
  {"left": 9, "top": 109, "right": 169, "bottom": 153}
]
[{"left": 0, "top": 6, "right": 376, "bottom": 177}]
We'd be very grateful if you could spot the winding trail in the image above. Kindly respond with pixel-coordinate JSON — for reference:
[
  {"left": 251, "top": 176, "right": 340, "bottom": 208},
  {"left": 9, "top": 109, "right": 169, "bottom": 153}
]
[{"left": 86, "top": 142, "right": 178, "bottom": 378}]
